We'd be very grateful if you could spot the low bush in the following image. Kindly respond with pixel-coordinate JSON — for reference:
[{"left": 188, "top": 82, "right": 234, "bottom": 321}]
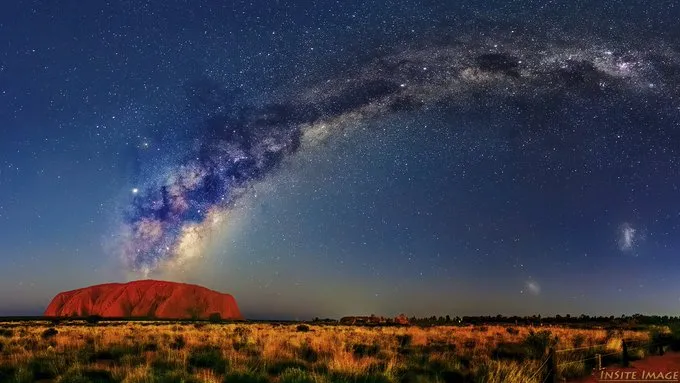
[
  {"left": 492, "top": 342, "right": 528, "bottom": 361},
  {"left": 353, "top": 343, "right": 381, "bottom": 357},
  {"left": 170, "top": 335, "right": 186, "bottom": 350},
  {"left": 396, "top": 334, "right": 413, "bottom": 348},
  {"left": 187, "top": 346, "right": 228, "bottom": 373},
  {"left": 278, "top": 367, "right": 314, "bottom": 383},
  {"left": 297, "top": 343, "right": 319, "bottom": 363},
  {"left": 523, "top": 330, "right": 557, "bottom": 359},
  {"left": 223, "top": 372, "right": 269, "bottom": 383},
  {"left": 0, "top": 328, "right": 13, "bottom": 338},
  {"left": 41, "top": 328, "right": 59, "bottom": 340}
]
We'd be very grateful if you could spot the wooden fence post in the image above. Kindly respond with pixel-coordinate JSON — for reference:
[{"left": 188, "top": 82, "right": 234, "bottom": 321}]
[
  {"left": 622, "top": 340, "right": 629, "bottom": 367},
  {"left": 596, "top": 353, "right": 602, "bottom": 371},
  {"left": 546, "top": 347, "right": 557, "bottom": 383}
]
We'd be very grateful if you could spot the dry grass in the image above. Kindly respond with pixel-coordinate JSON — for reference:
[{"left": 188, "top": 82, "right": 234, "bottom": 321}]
[{"left": 0, "top": 321, "right": 658, "bottom": 382}]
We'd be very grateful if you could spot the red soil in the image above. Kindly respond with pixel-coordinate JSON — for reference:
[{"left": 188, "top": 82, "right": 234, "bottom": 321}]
[
  {"left": 569, "top": 352, "right": 680, "bottom": 383},
  {"left": 44, "top": 279, "right": 243, "bottom": 320}
]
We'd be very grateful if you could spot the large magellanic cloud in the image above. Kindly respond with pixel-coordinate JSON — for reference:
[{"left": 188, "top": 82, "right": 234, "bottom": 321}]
[
  {"left": 115, "top": 29, "right": 680, "bottom": 275},
  {"left": 618, "top": 222, "right": 637, "bottom": 252}
]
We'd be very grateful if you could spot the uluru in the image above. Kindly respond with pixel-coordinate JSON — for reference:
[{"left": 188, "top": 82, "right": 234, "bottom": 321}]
[{"left": 44, "top": 280, "right": 243, "bottom": 320}]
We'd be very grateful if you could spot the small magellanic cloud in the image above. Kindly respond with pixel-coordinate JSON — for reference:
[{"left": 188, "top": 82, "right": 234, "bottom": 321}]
[{"left": 524, "top": 280, "right": 541, "bottom": 295}]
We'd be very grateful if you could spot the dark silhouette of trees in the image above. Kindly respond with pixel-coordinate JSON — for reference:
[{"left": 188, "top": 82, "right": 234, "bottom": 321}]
[{"left": 391, "top": 314, "right": 680, "bottom": 327}]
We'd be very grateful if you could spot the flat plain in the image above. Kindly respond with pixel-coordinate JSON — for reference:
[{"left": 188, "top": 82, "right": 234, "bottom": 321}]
[{"left": 0, "top": 321, "right": 676, "bottom": 383}]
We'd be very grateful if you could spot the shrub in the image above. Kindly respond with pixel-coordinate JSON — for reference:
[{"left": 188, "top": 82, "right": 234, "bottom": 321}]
[
  {"left": 278, "top": 367, "right": 314, "bottom": 383},
  {"left": 352, "top": 343, "right": 381, "bottom": 357},
  {"left": 670, "top": 325, "right": 680, "bottom": 351},
  {"left": 0, "top": 366, "right": 15, "bottom": 382},
  {"left": 151, "top": 359, "right": 183, "bottom": 380},
  {"left": 505, "top": 327, "right": 520, "bottom": 335},
  {"left": 223, "top": 372, "right": 269, "bottom": 383},
  {"left": 438, "top": 370, "right": 467, "bottom": 383},
  {"left": 84, "top": 336, "right": 95, "bottom": 347},
  {"left": 234, "top": 326, "right": 252, "bottom": 337},
  {"left": 421, "top": 342, "right": 456, "bottom": 353},
  {"left": 29, "top": 357, "right": 61, "bottom": 380},
  {"left": 187, "top": 346, "right": 228, "bottom": 373},
  {"left": 170, "top": 335, "right": 186, "bottom": 350},
  {"left": 492, "top": 342, "right": 528, "bottom": 361},
  {"left": 606, "top": 328, "right": 623, "bottom": 340},
  {"left": 267, "top": 360, "right": 308, "bottom": 375},
  {"left": 153, "top": 369, "right": 201, "bottom": 383},
  {"left": 209, "top": 313, "right": 222, "bottom": 323},
  {"left": 41, "top": 328, "right": 59, "bottom": 340},
  {"left": 523, "top": 330, "right": 557, "bottom": 359},
  {"left": 573, "top": 334, "right": 586, "bottom": 348},
  {"left": 22, "top": 337, "right": 39, "bottom": 351},
  {"left": 334, "top": 372, "right": 392, "bottom": 383},
  {"left": 296, "top": 324, "right": 310, "bottom": 332},
  {"left": 60, "top": 369, "right": 118, "bottom": 383},
  {"left": 0, "top": 329, "right": 13, "bottom": 338},
  {"left": 89, "top": 346, "right": 130, "bottom": 362},
  {"left": 297, "top": 343, "right": 318, "bottom": 363},
  {"left": 558, "top": 359, "right": 591, "bottom": 381},
  {"left": 396, "top": 334, "right": 413, "bottom": 348}
]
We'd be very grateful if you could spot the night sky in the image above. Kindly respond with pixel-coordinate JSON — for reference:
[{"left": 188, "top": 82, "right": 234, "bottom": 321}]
[{"left": 1, "top": 0, "right": 680, "bottom": 319}]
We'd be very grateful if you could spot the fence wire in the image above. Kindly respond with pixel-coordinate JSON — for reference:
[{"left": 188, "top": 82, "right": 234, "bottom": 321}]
[
  {"left": 541, "top": 369, "right": 553, "bottom": 383},
  {"left": 555, "top": 343, "right": 607, "bottom": 353},
  {"left": 555, "top": 338, "right": 649, "bottom": 354},
  {"left": 527, "top": 355, "right": 551, "bottom": 381}
]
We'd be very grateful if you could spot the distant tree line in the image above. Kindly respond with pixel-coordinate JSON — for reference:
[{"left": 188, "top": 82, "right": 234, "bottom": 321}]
[
  {"left": 6, "top": 313, "right": 680, "bottom": 327},
  {"left": 312, "top": 314, "right": 680, "bottom": 327},
  {"left": 404, "top": 314, "right": 680, "bottom": 327}
]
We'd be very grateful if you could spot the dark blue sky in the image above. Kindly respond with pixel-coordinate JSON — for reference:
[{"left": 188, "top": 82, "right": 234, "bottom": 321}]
[{"left": 1, "top": 0, "right": 680, "bottom": 319}]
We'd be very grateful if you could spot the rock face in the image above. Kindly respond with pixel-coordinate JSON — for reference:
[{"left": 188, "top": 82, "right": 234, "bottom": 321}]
[{"left": 44, "top": 280, "right": 243, "bottom": 320}]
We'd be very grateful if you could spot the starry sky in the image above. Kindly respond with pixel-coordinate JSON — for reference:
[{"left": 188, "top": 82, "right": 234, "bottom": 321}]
[{"left": 1, "top": 0, "right": 680, "bottom": 320}]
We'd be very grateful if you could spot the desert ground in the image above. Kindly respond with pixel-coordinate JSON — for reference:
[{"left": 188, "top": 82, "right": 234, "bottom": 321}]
[{"left": 0, "top": 320, "right": 677, "bottom": 383}]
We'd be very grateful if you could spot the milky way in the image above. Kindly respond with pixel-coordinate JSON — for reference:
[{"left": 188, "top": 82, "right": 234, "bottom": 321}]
[{"left": 118, "top": 30, "right": 680, "bottom": 275}]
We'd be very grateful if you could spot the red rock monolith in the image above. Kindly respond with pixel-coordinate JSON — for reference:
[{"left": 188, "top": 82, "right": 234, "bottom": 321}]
[{"left": 44, "top": 280, "right": 243, "bottom": 320}]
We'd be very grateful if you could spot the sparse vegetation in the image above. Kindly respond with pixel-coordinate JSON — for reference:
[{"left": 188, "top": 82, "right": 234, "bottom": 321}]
[{"left": 0, "top": 320, "right": 667, "bottom": 382}]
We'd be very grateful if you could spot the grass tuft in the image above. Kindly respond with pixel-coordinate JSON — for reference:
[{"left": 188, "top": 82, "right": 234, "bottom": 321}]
[{"left": 187, "top": 346, "right": 229, "bottom": 373}]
